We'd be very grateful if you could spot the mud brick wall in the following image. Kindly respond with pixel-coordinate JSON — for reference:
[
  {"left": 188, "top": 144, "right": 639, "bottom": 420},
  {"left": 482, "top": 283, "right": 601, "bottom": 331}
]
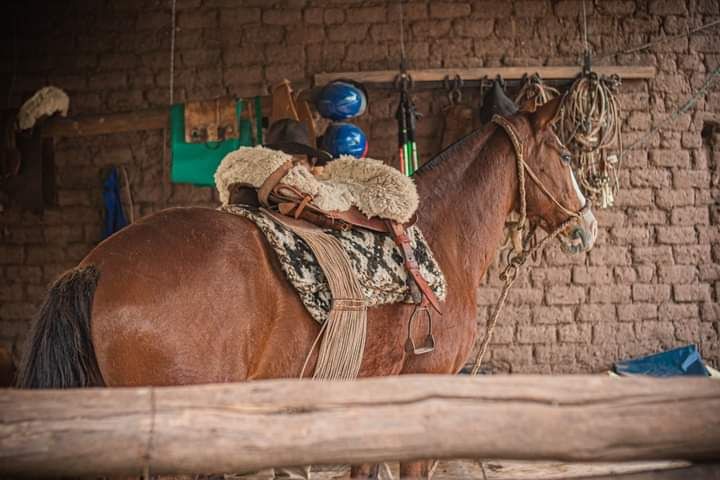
[{"left": 0, "top": 0, "right": 718, "bottom": 373}]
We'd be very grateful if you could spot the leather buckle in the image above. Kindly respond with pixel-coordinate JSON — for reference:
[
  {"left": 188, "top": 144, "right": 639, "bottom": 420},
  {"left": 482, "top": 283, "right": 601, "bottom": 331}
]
[{"left": 405, "top": 306, "right": 435, "bottom": 355}]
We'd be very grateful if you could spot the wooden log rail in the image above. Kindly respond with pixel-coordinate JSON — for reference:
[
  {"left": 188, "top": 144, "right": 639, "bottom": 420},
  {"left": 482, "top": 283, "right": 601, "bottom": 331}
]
[{"left": 1, "top": 375, "right": 719, "bottom": 477}]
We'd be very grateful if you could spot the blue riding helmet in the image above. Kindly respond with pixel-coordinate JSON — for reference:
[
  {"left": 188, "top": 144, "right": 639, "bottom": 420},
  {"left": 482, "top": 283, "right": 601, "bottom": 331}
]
[
  {"left": 316, "top": 81, "right": 368, "bottom": 120},
  {"left": 320, "top": 122, "right": 368, "bottom": 158}
]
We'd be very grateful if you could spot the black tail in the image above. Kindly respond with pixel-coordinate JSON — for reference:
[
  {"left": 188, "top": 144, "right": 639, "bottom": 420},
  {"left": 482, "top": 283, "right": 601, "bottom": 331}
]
[{"left": 17, "top": 265, "right": 104, "bottom": 389}]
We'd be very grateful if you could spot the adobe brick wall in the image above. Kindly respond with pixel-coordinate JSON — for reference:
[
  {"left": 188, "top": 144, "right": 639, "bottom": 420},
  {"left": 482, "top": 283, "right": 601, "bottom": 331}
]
[{"left": 0, "top": 0, "right": 718, "bottom": 373}]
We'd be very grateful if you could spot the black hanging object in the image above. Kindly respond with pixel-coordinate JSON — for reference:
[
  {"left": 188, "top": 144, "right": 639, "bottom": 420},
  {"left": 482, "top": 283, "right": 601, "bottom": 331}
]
[{"left": 477, "top": 76, "right": 518, "bottom": 124}]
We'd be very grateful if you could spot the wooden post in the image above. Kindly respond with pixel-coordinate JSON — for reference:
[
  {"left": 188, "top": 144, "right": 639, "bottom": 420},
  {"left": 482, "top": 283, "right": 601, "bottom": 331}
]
[{"left": 1, "top": 375, "right": 719, "bottom": 477}]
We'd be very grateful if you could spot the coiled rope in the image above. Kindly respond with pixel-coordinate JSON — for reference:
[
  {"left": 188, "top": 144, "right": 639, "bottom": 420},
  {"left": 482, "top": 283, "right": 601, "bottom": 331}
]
[{"left": 557, "top": 73, "right": 622, "bottom": 209}]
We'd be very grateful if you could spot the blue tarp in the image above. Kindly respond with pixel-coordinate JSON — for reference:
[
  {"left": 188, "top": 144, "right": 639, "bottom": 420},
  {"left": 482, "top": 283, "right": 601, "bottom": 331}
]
[
  {"left": 613, "top": 344, "right": 709, "bottom": 377},
  {"left": 102, "top": 167, "right": 128, "bottom": 239}
]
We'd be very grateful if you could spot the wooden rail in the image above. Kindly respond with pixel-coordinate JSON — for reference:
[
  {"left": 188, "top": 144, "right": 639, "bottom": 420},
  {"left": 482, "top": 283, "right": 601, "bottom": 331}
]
[
  {"left": 1, "top": 375, "right": 718, "bottom": 477},
  {"left": 314, "top": 66, "right": 657, "bottom": 85}
]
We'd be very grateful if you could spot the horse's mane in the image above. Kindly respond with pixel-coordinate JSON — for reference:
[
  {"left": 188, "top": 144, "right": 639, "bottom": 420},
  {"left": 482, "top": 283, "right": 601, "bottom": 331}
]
[{"left": 414, "top": 122, "right": 497, "bottom": 176}]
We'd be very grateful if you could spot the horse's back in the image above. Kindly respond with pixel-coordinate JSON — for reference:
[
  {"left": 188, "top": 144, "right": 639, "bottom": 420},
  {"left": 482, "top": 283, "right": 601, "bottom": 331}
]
[{"left": 83, "top": 207, "right": 315, "bottom": 386}]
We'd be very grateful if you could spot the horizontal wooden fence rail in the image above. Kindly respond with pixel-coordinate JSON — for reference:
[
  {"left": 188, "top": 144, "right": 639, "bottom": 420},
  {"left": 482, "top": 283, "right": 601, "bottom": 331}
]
[{"left": 1, "top": 375, "right": 719, "bottom": 477}]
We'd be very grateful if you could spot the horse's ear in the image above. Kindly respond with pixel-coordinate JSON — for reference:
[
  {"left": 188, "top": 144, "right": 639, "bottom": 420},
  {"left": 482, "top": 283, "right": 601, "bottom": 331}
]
[{"left": 530, "top": 95, "right": 564, "bottom": 132}]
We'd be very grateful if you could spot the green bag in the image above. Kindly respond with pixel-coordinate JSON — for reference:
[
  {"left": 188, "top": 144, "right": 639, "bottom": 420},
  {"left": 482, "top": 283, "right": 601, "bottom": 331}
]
[{"left": 170, "top": 98, "right": 263, "bottom": 187}]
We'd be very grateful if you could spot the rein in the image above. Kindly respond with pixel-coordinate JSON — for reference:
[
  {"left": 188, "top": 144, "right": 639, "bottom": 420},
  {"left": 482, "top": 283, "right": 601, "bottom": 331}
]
[{"left": 469, "top": 115, "right": 590, "bottom": 375}]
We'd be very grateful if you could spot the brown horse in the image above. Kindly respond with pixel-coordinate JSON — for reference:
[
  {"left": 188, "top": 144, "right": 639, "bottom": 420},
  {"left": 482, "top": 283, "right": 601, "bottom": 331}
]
[{"left": 18, "top": 98, "right": 597, "bottom": 478}]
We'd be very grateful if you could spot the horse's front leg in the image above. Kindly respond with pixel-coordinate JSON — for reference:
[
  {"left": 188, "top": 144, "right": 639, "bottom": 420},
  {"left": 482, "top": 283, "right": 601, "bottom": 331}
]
[{"left": 399, "top": 459, "right": 436, "bottom": 479}]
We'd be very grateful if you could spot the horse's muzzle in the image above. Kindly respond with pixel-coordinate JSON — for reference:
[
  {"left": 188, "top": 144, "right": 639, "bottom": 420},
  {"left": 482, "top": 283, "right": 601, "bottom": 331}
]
[{"left": 560, "top": 207, "right": 598, "bottom": 254}]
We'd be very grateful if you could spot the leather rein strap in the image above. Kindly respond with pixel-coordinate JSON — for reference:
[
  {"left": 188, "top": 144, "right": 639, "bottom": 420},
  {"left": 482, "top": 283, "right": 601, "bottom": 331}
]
[{"left": 469, "top": 115, "right": 590, "bottom": 375}]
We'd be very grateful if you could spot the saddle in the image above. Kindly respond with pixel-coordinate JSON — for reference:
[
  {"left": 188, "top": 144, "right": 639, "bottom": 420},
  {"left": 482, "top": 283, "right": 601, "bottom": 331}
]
[{"left": 229, "top": 161, "right": 442, "bottom": 317}]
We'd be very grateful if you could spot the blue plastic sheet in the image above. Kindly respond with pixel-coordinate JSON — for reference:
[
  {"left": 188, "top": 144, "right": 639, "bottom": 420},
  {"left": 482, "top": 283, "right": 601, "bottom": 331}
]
[{"left": 613, "top": 344, "right": 709, "bottom": 377}]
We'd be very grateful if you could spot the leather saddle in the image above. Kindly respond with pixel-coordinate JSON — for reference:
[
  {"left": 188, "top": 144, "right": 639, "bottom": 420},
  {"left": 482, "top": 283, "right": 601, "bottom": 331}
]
[{"left": 228, "top": 160, "right": 442, "bottom": 316}]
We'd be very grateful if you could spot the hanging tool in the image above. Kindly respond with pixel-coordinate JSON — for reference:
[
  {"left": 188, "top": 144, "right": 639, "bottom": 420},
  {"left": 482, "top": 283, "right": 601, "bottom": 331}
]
[{"left": 395, "top": 72, "right": 420, "bottom": 176}]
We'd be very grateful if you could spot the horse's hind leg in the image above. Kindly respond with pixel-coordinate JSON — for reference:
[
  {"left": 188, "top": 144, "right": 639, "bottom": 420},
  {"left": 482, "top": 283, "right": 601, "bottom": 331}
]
[{"left": 350, "top": 463, "right": 378, "bottom": 479}]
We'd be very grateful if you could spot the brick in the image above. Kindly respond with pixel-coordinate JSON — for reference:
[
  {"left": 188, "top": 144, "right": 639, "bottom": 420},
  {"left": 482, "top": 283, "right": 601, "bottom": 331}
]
[
  {"left": 532, "top": 307, "right": 573, "bottom": 325},
  {"left": 578, "top": 304, "right": 616, "bottom": 323},
  {"left": 572, "top": 266, "right": 613, "bottom": 285},
  {"left": 5, "top": 266, "right": 42, "bottom": 283},
  {"left": 535, "top": 344, "right": 576, "bottom": 365},
  {"left": 546, "top": 286, "right": 586, "bottom": 305},
  {"left": 531, "top": 267, "right": 571, "bottom": 286},
  {"left": 659, "top": 303, "right": 699, "bottom": 322},
  {"left": 515, "top": 0, "right": 550, "bottom": 17},
  {"left": 558, "top": 323, "right": 591, "bottom": 343},
  {"left": 555, "top": 0, "right": 594, "bottom": 16},
  {"left": 590, "top": 285, "right": 632, "bottom": 304},
  {"left": 507, "top": 288, "right": 544, "bottom": 305},
  {"left": 45, "top": 225, "right": 84, "bottom": 245},
  {"left": 0, "top": 283, "right": 24, "bottom": 302},
  {"left": 657, "top": 226, "right": 697, "bottom": 244},
  {"left": 492, "top": 345, "right": 533, "bottom": 365},
  {"left": 628, "top": 208, "right": 667, "bottom": 225},
  {"left": 610, "top": 227, "right": 651, "bottom": 245},
  {"left": 412, "top": 19, "right": 452, "bottom": 37},
  {"left": 673, "top": 245, "right": 712, "bottom": 264},
  {"left": 674, "top": 318, "right": 702, "bottom": 343},
  {"left": 630, "top": 169, "right": 670, "bottom": 188},
  {"left": 614, "top": 188, "right": 653, "bottom": 207},
  {"left": 0, "top": 302, "right": 36, "bottom": 319},
  {"left": 476, "top": 287, "right": 500, "bottom": 306},
  {"left": 701, "top": 303, "right": 720, "bottom": 322},
  {"left": 658, "top": 265, "right": 697, "bottom": 284},
  {"left": 517, "top": 325, "right": 555, "bottom": 344},
  {"left": 327, "top": 24, "right": 368, "bottom": 42},
  {"left": 673, "top": 170, "right": 710, "bottom": 189},
  {"left": 633, "top": 283, "right": 671, "bottom": 303},
  {"left": 453, "top": 18, "right": 494, "bottom": 38},
  {"left": 671, "top": 206, "right": 709, "bottom": 226},
  {"left": 618, "top": 304, "right": 658, "bottom": 322},
  {"left": 263, "top": 9, "right": 301, "bottom": 25},
  {"left": 471, "top": 1, "right": 512, "bottom": 17},
  {"left": 346, "top": 7, "right": 386, "bottom": 23},
  {"left": 589, "top": 246, "right": 631, "bottom": 266},
  {"left": 219, "top": 7, "right": 261, "bottom": 26},
  {"left": 347, "top": 43, "right": 388, "bottom": 63},
  {"left": 600, "top": 0, "right": 636, "bottom": 15},
  {"left": 0, "top": 246, "right": 24, "bottom": 264},
  {"left": 632, "top": 246, "right": 673, "bottom": 264},
  {"left": 674, "top": 284, "right": 712, "bottom": 302},
  {"left": 636, "top": 320, "right": 675, "bottom": 344},
  {"left": 177, "top": 10, "right": 217, "bottom": 29},
  {"left": 699, "top": 264, "right": 720, "bottom": 282},
  {"left": 655, "top": 189, "right": 694, "bottom": 209}
]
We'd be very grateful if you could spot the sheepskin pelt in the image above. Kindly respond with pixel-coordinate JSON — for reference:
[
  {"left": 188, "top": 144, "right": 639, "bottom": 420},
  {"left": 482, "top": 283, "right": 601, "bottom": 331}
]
[
  {"left": 17, "top": 86, "right": 70, "bottom": 131},
  {"left": 220, "top": 205, "right": 447, "bottom": 324},
  {"left": 215, "top": 146, "right": 419, "bottom": 223}
]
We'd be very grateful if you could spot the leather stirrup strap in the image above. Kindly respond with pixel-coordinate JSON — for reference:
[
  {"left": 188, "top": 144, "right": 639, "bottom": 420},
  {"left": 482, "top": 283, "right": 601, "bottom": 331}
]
[
  {"left": 386, "top": 221, "right": 442, "bottom": 314},
  {"left": 258, "top": 160, "right": 293, "bottom": 207}
]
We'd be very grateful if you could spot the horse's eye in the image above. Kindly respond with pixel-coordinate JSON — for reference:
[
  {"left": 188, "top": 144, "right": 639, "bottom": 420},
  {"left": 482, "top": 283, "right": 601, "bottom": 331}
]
[{"left": 561, "top": 153, "right": 572, "bottom": 164}]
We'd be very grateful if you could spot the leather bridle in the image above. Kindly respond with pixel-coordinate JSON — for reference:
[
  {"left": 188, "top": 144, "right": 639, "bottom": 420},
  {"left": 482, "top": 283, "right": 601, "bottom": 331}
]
[{"left": 470, "top": 114, "right": 595, "bottom": 375}]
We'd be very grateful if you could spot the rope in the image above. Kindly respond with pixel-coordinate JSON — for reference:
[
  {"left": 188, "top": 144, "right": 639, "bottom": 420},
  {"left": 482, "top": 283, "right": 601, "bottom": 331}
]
[
  {"left": 119, "top": 166, "right": 135, "bottom": 223},
  {"left": 398, "top": 0, "right": 406, "bottom": 68},
  {"left": 169, "top": 0, "right": 176, "bottom": 105},
  {"left": 557, "top": 73, "right": 622, "bottom": 208},
  {"left": 582, "top": 0, "right": 589, "bottom": 56}
]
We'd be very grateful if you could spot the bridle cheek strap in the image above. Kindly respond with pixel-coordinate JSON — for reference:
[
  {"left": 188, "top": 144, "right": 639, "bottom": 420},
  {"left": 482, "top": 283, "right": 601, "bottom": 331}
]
[{"left": 491, "top": 114, "right": 587, "bottom": 235}]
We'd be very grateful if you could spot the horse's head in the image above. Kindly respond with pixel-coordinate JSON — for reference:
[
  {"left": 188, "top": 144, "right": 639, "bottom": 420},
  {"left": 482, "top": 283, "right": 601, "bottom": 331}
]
[{"left": 511, "top": 96, "right": 598, "bottom": 254}]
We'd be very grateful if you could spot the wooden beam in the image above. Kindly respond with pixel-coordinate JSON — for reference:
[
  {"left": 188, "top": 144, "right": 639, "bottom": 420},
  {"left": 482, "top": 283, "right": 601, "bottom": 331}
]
[
  {"left": 1, "top": 375, "right": 719, "bottom": 477},
  {"left": 314, "top": 66, "right": 657, "bottom": 86},
  {"left": 42, "top": 107, "right": 169, "bottom": 138}
]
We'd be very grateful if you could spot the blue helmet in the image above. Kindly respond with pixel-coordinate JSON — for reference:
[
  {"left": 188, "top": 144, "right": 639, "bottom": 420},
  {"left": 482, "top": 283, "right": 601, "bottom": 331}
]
[
  {"left": 321, "top": 122, "right": 368, "bottom": 158},
  {"left": 316, "top": 80, "right": 368, "bottom": 120}
]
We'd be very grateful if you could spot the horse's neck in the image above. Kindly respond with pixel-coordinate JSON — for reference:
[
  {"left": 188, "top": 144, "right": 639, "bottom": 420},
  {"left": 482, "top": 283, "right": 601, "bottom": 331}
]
[{"left": 416, "top": 128, "right": 517, "bottom": 289}]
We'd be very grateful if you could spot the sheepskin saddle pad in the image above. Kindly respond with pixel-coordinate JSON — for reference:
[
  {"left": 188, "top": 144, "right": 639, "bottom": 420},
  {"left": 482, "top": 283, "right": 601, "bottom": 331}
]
[
  {"left": 220, "top": 205, "right": 447, "bottom": 324},
  {"left": 215, "top": 146, "right": 419, "bottom": 224}
]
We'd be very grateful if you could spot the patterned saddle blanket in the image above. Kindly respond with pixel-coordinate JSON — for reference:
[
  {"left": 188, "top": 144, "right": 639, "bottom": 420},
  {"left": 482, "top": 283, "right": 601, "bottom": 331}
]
[{"left": 222, "top": 205, "right": 447, "bottom": 324}]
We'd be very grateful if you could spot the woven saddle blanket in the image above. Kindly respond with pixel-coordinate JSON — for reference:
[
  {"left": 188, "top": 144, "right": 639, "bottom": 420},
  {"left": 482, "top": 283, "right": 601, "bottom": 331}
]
[{"left": 221, "top": 205, "right": 447, "bottom": 324}]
